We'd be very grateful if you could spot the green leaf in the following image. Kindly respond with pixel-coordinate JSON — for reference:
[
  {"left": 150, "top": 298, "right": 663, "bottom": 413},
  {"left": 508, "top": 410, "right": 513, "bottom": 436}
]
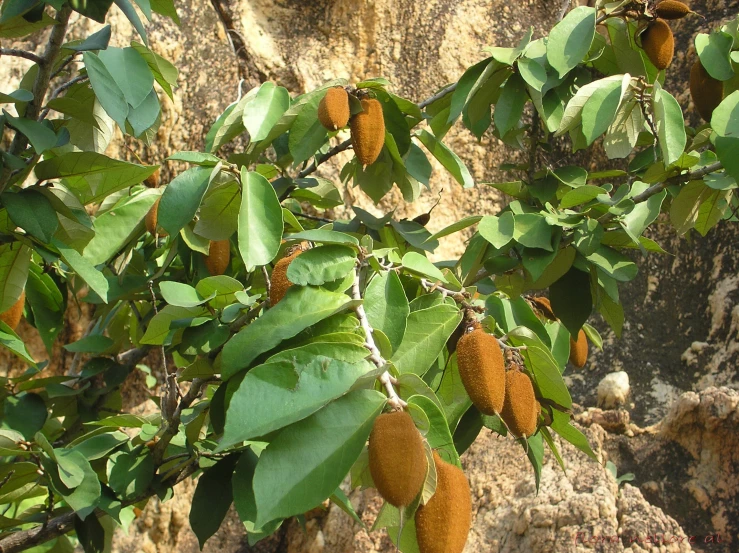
[
  {"left": 599, "top": 290, "right": 624, "bottom": 337},
  {"left": 425, "top": 216, "right": 482, "bottom": 242},
  {"left": 106, "top": 449, "right": 154, "bottom": 499},
  {"left": 417, "top": 129, "right": 474, "bottom": 189},
  {"left": 139, "top": 305, "right": 208, "bottom": 345},
  {"left": 44, "top": 448, "right": 101, "bottom": 520},
  {"left": 159, "top": 281, "right": 208, "bottom": 307},
  {"left": 513, "top": 213, "right": 553, "bottom": 251},
  {"left": 243, "top": 82, "right": 291, "bottom": 142},
  {"left": 2, "top": 189, "right": 56, "bottom": 253},
  {"left": 478, "top": 212, "right": 514, "bottom": 248},
  {"left": 408, "top": 395, "right": 460, "bottom": 467},
  {"left": 252, "top": 389, "right": 386, "bottom": 526},
  {"left": 549, "top": 267, "right": 592, "bottom": 336},
  {"left": 494, "top": 73, "right": 527, "bottom": 136},
  {"left": 0, "top": 89, "right": 33, "bottom": 104},
  {"left": 195, "top": 275, "right": 244, "bottom": 309},
  {"left": 190, "top": 454, "right": 239, "bottom": 549},
  {"left": 652, "top": 82, "right": 686, "bottom": 167},
  {"left": 285, "top": 229, "right": 359, "bottom": 247},
  {"left": 507, "top": 327, "right": 572, "bottom": 409},
  {"left": 551, "top": 410, "right": 596, "bottom": 460},
  {"left": 64, "top": 335, "right": 114, "bottom": 353},
  {"left": 158, "top": 166, "right": 211, "bottom": 236},
  {"left": 69, "top": 0, "right": 113, "bottom": 23},
  {"left": 0, "top": 10, "right": 55, "bottom": 38},
  {"left": 486, "top": 295, "right": 551, "bottom": 347},
  {"left": 1, "top": 393, "right": 46, "bottom": 439},
  {"left": 221, "top": 286, "right": 353, "bottom": 379},
  {"left": 25, "top": 266, "right": 64, "bottom": 354},
  {"left": 390, "top": 304, "right": 462, "bottom": 376},
  {"left": 581, "top": 78, "right": 625, "bottom": 145},
  {"left": 67, "top": 24, "right": 111, "bottom": 52},
  {"left": 221, "top": 355, "right": 372, "bottom": 448},
  {"left": 113, "top": 0, "right": 148, "bottom": 46},
  {"left": 131, "top": 40, "right": 178, "bottom": 100},
  {"left": 126, "top": 88, "right": 160, "bottom": 137},
  {"left": 286, "top": 245, "right": 357, "bottom": 286},
  {"left": 546, "top": 6, "right": 596, "bottom": 78},
  {"left": 52, "top": 238, "right": 109, "bottom": 302},
  {"left": 97, "top": 46, "right": 154, "bottom": 109},
  {"left": 695, "top": 31, "right": 734, "bottom": 81},
  {"left": 401, "top": 252, "right": 448, "bottom": 283},
  {"left": 585, "top": 245, "right": 637, "bottom": 282},
  {"left": 364, "top": 271, "right": 409, "bottom": 353},
  {"left": 0, "top": 242, "right": 30, "bottom": 313},
  {"left": 83, "top": 190, "right": 158, "bottom": 264},
  {"left": 35, "top": 152, "right": 156, "bottom": 205},
  {"left": 3, "top": 111, "right": 58, "bottom": 154},
  {"left": 82, "top": 51, "right": 128, "bottom": 129},
  {"left": 288, "top": 92, "right": 327, "bottom": 165},
  {"left": 194, "top": 180, "right": 240, "bottom": 241},
  {"left": 0, "top": 322, "right": 36, "bottom": 366},
  {"left": 711, "top": 91, "right": 739, "bottom": 138},
  {"left": 238, "top": 170, "right": 283, "bottom": 271},
  {"left": 557, "top": 75, "right": 628, "bottom": 136}
]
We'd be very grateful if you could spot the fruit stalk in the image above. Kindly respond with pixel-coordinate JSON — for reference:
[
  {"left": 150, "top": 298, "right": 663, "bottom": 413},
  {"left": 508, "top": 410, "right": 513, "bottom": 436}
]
[{"left": 351, "top": 263, "right": 406, "bottom": 409}]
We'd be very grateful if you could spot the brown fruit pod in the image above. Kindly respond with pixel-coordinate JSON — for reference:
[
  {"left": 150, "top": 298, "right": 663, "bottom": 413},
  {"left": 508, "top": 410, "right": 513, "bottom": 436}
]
[
  {"left": 654, "top": 0, "right": 691, "bottom": 19},
  {"left": 269, "top": 248, "right": 302, "bottom": 305},
  {"left": 456, "top": 326, "right": 506, "bottom": 415},
  {"left": 204, "top": 239, "right": 231, "bottom": 276},
  {"left": 350, "top": 98, "right": 385, "bottom": 167},
  {"left": 641, "top": 18, "right": 674, "bottom": 70},
  {"left": 569, "top": 328, "right": 588, "bottom": 368},
  {"left": 415, "top": 451, "right": 472, "bottom": 553},
  {"left": 690, "top": 60, "right": 724, "bottom": 122},
  {"left": 317, "top": 87, "right": 350, "bottom": 131},
  {"left": 368, "top": 410, "right": 427, "bottom": 507},
  {"left": 145, "top": 198, "right": 168, "bottom": 237},
  {"left": 145, "top": 167, "right": 160, "bottom": 188},
  {"left": 0, "top": 290, "right": 25, "bottom": 331},
  {"left": 500, "top": 369, "right": 538, "bottom": 438}
]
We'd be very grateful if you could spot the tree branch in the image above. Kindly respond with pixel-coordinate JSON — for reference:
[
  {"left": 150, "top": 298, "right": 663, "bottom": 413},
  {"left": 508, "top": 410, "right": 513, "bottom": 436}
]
[
  {"left": 0, "top": 47, "right": 44, "bottom": 65},
  {"left": 351, "top": 263, "right": 406, "bottom": 410}
]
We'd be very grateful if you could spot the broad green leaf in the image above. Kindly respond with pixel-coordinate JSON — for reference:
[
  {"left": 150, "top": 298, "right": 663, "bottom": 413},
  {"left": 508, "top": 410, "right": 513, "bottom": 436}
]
[
  {"left": 598, "top": 290, "right": 624, "bottom": 337},
  {"left": 82, "top": 51, "right": 128, "bottom": 129},
  {"left": 159, "top": 281, "right": 208, "bottom": 307},
  {"left": 126, "top": 88, "right": 160, "bottom": 137},
  {"left": 2, "top": 189, "right": 58, "bottom": 243},
  {"left": 158, "top": 166, "right": 211, "bottom": 236},
  {"left": 288, "top": 91, "right": 327, "bottom": 165},
  {"left": 559, "top": 185, "right": 606, "bottom": 208},
  {"left": 478, "top": 212, "right": 514, "bottom": 248},
  {"left": 243, "top": 82, "right": 291, "bottom": 142},
  {"left": 585, "top": 245, "right": 638, "bottom": 282},
  {"left": 408, "top": 395, "right": 460, "bottom": 467},
  {"left": 448, "top": 57, "right": 493, "bottom": 123},
  {"left": 53, "top": 238, "right": 109, "bottom": 302},
  {"left": 44, "top": 448, "right": 101, "bottom": 520},
  {"left": 581, "top": 77, "right": 625, "bottom": 145},
  {"left": 67, "top": 24, "right": 112, "bottom": 52},
  {"left": 0, "top": 322, "right": 36, "bottom": 366},
  {"left": 622, "top": 189, "right": 666, "bottom": 237},
  {"left": 286, "top": 245, "right": 357, "bottom": 286},
  {"left": 529, "top": 246, "right": 576, "bottom": 289},
  {"left": 221, "top": 356, "right": 372, "bottom": 448},
  {"left": 1, "top": 393, "right": 46, "bottom": 439},
  {"left": 417, "top": 129, "right": 474, "bottom": 189},
  {"left": 0, "top": 242, "right": 30, "bottom": 313},
  {"left": 131, "top": 40, "right": 178, "bottom": 99},
  {"left": 652, "top": 82, "right": 686, "bottom": 166},
  {"left": 113, "top": 0, "right": 148, "bottom": 45},
  {"left": 107, "top": 449, "right": 154, "bottom": 499},
  {"left": 64, "top": 335, "right": 114, "bottom": 353},
  {"left": 401, "top": 251, "right": 448, "bottom": 283},
  {"left": 195, "top": 275, "right": 244, "bottom": 309},
  {"left": 549, "top": 267, "right": 592, "bottom": 336},
  {"left": 694, "top": 188, "right": 731, "bottom": 236},
  {"left": 546, "top": 6, "right": 596, "bottom": 77},
  {"left": 604, "top": 98, "right": 644, "bottom": 159},
  {"left": 507, "top": 327, "right": 572, "bottom": 409},
  {"left": 391, "top": 303, "right": 462, "bottom": 376},
  {"left": 190, "top": 454, "right": 239, "bottom": 549},
  {"left": 557, "top": 75, "right": 628, "bottom": 136},
  {"left": 194, "top": 180, "right": 240, "bottom": 241},
  {"left": 711, "top": 91, "right": 739, "bottom": 138},
  {"left": 238, "top": 170, "right": 283, "bottom": 271},
  {"left": 221, "top": 286, "right": 353, "bottom": 379},
  {"left": 139, "top": 305, "right": 208, "bottom": 345},
  {"left": 494, "top": 73, "right": 527, "bottom": 136},
  {"left": 518, "top": 57, "right": 547, "bottom": 92},
  {"left": 83, "top": 190, "right": 158, "bottom": 264},
  {"left": 364, "top": 271, "right": 409, "bottom": 353},
  {"left": 486, "top": 295, "right": 551, "bottom": 347},
  {"left": 34, "top": 152, "right": 156, "bottom": 205},
  {"left": 3, "top": 111, "right": 58, "bottom": 154},
  {"left": 285, "top": 229, "right": 359, "bottom": 247},
  {"left": 513, "top": 213, "right": 553, "bottom": 251},
  {"left": 252, "top": 389, "right": 386, "bottom": 526},
  {"left": 695, "top": 31, "right": 734, "bottom": 81},
  {"left": 425, "top": 215, "right": 482, "bottom": 242},
  {"left": 25, "top": 265, "right": 64, "bottom": 354},
  {"left": 551, "top": 410, "right": 596, "bottom": 460}
]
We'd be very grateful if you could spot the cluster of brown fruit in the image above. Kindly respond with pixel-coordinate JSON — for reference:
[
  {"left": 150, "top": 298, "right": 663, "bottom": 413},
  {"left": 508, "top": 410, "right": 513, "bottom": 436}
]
[
  {"left": 0, "top": 290, "right": 25, "bottom": 331},
  {"left": 456, "top": 322, "right": 541, "bottom": 438},
  {"left": 368, "top": 410, "right": 472, "bottom": 553},
  {"left": 144, "top": 198, "right": 231, "bottom": 276},
  {"left": 317, "top": 87, "right": 386, "bottom": 167}
]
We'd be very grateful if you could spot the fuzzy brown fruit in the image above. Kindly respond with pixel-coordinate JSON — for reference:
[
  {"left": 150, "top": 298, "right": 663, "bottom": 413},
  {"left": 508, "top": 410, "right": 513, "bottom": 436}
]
[
  {"left": 145, "top": 198, "right": 168, "bottom": 237},
  {"left": 415, "top": 451, "right": 472, "bottom": 553},
  {"left": 530, "top": 296, "right": 556, "bottom": 321},
  {"left": 500, "top": 370, "right": 538, "bottom": 438},
  {"left": 690, "top": 61, "right": 724, "bottom": 122},
  {"left": 145, "top": 168, "right": 160, "bottom": 188},
  {"left": 654, "top": 0, "right": 691, "bottom": 19},
  {"left": 569, "top": 329, "right": 588, "bottom": 368},
  {"left": 204, "top": 239, "right": 231, "bottom": 276},
  {"left": 456, "top": 326, "right": 506, "bottom": 415},
  {"left": 0, "top": 290, "right": 25, "bottom": 331},
  {"left": 641, "top": 18, "right": 674, "bottom": 70},
  {"left": 368, "top": 410, "right": 427, "bottom": 507},
  {"left": 317, "top": 87, "right": 350, "bottom": 131},
  {"left": 269, "top": 249, "right": 302, "bottom": 305},
  {"left": 350, "top": 98, "right": 385, "bottom": 167}
]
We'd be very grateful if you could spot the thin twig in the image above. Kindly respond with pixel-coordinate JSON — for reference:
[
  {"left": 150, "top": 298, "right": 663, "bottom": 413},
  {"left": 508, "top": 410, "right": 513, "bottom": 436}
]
[
  {"left": 38, "top": 75, "right": 88, "bottom": 120},
  {"left": 295, "top": 212, "right": 334, "bottom": 224},
  {"left": 351, "top": 263, "right": 406, "bottom": 410},
  {"left": 417, "top": 82, "right": 458, "bottom": 109},
  {"left": 0, "top": 47, "right": 44, "bottom": 65}
]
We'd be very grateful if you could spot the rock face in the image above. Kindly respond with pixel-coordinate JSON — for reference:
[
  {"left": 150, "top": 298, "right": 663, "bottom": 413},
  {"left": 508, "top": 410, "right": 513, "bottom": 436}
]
[{"left": 2, "top": 0, "right": 738, "bottom": 552}]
